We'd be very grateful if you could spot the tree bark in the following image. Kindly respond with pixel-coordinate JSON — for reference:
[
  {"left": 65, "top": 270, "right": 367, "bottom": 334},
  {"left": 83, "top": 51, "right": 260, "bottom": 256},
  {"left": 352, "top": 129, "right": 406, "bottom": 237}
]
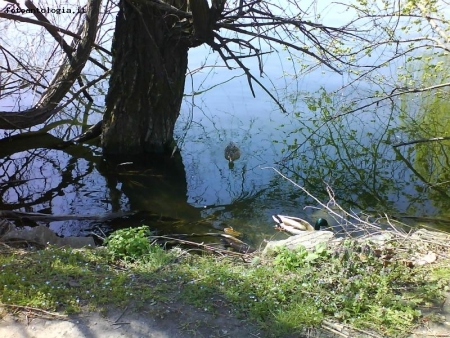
[{"left": 102, "top": 0, "right": 189, "bottom": 155}]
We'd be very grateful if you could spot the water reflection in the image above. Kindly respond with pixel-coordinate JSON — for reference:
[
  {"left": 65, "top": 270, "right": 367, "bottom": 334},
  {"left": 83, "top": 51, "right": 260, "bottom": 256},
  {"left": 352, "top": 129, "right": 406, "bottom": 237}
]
[
  {"left": 1, "top": 75, "right": 450, "bottom": 246},
  {"left": 178, "top": 83, "right": 450, "bottom": 239}
]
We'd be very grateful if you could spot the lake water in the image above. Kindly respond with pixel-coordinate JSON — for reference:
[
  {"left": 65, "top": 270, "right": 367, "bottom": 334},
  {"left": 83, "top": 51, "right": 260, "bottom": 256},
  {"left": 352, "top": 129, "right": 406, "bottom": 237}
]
[{"left": 1, "top": 44, "right": 450, "bottom": 248}]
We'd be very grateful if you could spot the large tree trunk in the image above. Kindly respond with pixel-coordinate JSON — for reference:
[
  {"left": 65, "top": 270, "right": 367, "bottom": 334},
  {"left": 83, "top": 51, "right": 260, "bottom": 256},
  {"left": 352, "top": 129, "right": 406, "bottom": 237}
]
[{"left": 102, "top": 0, "right": 189, "bottom": 155}]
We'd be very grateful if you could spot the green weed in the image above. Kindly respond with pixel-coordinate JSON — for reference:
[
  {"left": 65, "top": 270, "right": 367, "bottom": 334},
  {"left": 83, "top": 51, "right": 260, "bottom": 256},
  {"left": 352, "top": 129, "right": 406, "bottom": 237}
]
[
  {"left": 104, "top": 225, "right": 152, "bottom": 260},
  {"left": 0, "top": 230, "right": 448, "bottom": 337},
  {"left": 176, "top": 242, "right": 446, "bottom": 337}
]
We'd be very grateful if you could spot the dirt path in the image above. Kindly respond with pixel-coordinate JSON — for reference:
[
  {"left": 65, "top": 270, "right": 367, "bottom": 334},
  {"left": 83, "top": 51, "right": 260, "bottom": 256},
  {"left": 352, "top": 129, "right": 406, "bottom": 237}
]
[
  {"left": 409, "top": 291, "right": 450, "bottom": 338},
  {"left": 2, "top": 292, "right": 450, "bottom": 338},
  {"left": 0, "top": 302, "right": 264, "bottom": 338}
]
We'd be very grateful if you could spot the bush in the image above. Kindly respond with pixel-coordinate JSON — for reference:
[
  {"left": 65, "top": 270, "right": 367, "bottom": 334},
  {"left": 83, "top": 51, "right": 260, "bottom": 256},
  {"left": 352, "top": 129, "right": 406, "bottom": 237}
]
[{"left": 105, "top": 226, "right": 152, "bottom": 260}]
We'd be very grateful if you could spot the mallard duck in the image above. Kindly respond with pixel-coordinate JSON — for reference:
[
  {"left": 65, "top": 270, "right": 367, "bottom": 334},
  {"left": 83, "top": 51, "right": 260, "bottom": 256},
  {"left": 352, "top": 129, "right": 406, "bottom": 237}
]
[
  {"left": 272, "top": 215, "right": 329, "bottom": 232},
  {"left": 224, "top": 142, "right": 241, "bottom": 163}
]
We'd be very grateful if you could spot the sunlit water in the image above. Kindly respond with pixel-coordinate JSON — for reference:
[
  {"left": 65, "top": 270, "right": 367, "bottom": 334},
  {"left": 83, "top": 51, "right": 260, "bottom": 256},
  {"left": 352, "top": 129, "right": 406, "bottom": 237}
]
[{"left": 1, "top": 46, "right": 450, "bottom": 247}]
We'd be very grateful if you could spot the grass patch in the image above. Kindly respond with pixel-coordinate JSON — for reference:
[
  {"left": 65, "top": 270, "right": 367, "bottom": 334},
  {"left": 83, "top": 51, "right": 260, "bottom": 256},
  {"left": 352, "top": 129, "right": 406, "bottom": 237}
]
[
  {"left": 0, "top": 230, "right": 449, "bottom": 337},
  {"left": 175, "top": 242, "right": 448, "bottom": 337},
  {"left": 0, "top": 245, "right": 173, "bottom": 314}
]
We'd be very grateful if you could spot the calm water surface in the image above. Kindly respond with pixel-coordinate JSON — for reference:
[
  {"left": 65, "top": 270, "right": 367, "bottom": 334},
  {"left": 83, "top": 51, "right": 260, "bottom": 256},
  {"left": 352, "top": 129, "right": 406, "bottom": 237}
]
[{"left": 1, "top": 46, "right": 449, "bottom": 246}]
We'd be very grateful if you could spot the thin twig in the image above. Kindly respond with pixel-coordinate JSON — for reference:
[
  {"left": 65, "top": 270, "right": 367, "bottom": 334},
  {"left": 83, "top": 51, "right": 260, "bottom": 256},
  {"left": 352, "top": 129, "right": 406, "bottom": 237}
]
[
  {"left": 154, "top": 235, "right": 249, "bottom": 257},
  {"left": 114, "top": 306, "right": 128, "bottom": 323},
  {"left": 1, "top": 304, "right": 67, "bottom": 318}
]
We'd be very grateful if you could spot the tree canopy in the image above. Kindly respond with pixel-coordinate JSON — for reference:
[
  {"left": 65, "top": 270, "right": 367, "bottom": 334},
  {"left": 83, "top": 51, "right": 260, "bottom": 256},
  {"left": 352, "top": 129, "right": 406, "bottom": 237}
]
[{"left": 0, "top": 0, "right": 449, "bottom": 133}]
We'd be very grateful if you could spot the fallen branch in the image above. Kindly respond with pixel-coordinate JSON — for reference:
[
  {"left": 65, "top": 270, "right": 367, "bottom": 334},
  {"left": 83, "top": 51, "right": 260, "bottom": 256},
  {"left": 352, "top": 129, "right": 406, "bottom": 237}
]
[
  {"left": 1, "top": 304, "right": 67, "bottom": 319},
  {"left": 113, "top": 306, "right": 128, "bottom": 323},
  {"left": 321, "top": 320, "right": 349, "bottom": 337},
  {"left": 152, "top": 235, "right": 252, "bottom": 257},
  {"left": 322, "top": 319, "right": 383, "bottom": 338},
  {"left": 152, "top": 232, "right": 254, "bottom": 253}
]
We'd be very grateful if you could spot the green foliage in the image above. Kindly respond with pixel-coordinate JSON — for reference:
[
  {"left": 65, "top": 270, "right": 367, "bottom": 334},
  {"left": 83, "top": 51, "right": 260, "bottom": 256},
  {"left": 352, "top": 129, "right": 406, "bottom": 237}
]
[
  {"left": 397, "top": 53, "right": 450, "bottom": 211},
  {"left": 179, "top": 241, "right": 445, "bottom": 337},
  {"left": 0, "top": 247, "right": 151, "bottom": 313},
  {"left": 268, "top": 241, "right": 427, "bottom": 334},
  {"left": 105, "top": 226, "right": 152, "bottom": 260},
  {"left": 273, "top": 243, "right": 331, "bottom": 270},
  {"left": 0, "top": 239, "right": 447, "bottom": 337}
]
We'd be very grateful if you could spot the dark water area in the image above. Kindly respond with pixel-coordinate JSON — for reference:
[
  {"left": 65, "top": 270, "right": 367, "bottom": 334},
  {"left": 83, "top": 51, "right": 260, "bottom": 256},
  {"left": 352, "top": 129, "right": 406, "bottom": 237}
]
[{"left": 1, "top": 49, "right": 450, "bottom": 248}]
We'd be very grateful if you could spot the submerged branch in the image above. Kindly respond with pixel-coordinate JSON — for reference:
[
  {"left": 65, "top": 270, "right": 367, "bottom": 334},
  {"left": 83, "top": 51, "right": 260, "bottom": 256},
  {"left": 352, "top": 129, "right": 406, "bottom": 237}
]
[
  {"left": 392, "top": 136, "right": 450, "bottom": 148},
  {"left": 0, "top": 210, "right": 131, "bottom": 222}
]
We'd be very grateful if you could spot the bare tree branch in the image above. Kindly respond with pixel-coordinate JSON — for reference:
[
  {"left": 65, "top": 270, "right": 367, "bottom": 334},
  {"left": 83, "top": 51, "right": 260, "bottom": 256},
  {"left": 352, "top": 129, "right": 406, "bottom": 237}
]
[
  {"left": 0, "top": 0, "right": 102, "bottom": 129},
  {"left": 0, "top": 12, "right": 111, "bottom": 56}
]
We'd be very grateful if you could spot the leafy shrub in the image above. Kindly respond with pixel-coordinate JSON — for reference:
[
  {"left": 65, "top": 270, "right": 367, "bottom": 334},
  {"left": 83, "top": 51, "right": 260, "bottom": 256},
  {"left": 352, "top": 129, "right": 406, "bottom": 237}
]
[
  {"left": 105, "top": 226, "right": 152, "bottom": 260},
  {"left": 273, "top": 242, "right": 331, "bottom": 270}
]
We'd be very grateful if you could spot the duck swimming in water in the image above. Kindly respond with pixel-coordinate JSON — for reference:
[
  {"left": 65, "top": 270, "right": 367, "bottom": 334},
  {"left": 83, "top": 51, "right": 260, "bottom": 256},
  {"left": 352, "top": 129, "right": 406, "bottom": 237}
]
[
  {"left": 224, "top": 142, "right": 241, "bottom": 168},
  {"left": 273, "top": 215, "right": 329, "bottom": 231}
]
